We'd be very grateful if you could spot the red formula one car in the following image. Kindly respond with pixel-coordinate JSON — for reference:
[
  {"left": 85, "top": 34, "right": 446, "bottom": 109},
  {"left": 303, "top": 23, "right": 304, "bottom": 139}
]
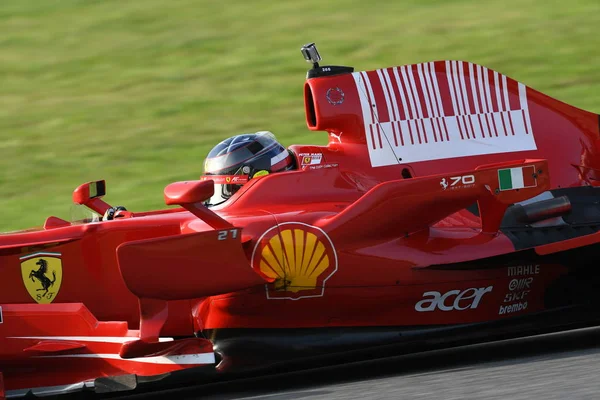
[{"left": 2, "top": 43, "right": 600, "bottom": 398}]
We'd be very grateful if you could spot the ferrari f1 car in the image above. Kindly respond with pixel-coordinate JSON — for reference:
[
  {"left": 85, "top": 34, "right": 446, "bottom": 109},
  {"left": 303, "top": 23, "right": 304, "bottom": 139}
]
[{"left": 2, "top": 43, "right": 600, "bottom": 398}]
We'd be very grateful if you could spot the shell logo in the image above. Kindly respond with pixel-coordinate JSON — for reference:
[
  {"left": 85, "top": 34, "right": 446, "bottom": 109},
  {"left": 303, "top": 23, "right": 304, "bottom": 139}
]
[{"left": 252, "top": 222, "right": 338, "bottom": 300}]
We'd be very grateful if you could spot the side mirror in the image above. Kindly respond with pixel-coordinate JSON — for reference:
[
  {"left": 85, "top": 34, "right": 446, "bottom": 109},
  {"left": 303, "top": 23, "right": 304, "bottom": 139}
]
[
  {"left": 72, "top": 180, "right": 111, "bottom": 215},
  {"left": 164, "top": 180, "right": 214, "bottom": 206},
  {"left": 163, "top": 180, "right": 232, "bottom": 229}
]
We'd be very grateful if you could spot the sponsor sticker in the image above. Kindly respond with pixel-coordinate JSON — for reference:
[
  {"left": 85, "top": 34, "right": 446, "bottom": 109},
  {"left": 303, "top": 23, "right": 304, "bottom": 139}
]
[
  {"left": 499, "top": 302, "right": 528, "bottom": 315},
  {"left": 329, "top": 132, "right": 343, "bottom": 143},
  {"left": 500, "top": 269, "right": 536, "bottom": 314},
  {"left": 415, "top": 286, "right": 493, "bottom": 312},
  {"left": 504, "top": 277, "right": 532, "bottom": 303},
  {"left": 306, "top": 163, "right": 339, "bottom": 170},
  {"left": 508, "top": 278, "right": 532, "bottom": 291},
  {"left": 252, "top": 222, "right": 338, "bottom": 300},
  {"left": 440, "top": 175, "right": 476, "bottom": 191},
  {"left": 200, "top": 175, "right": 250, "bottom": 184},
  {"left": 300, "top": 153, "right": 323, "bottom": 166},
  {"left": 507, "top": 264, "right": 540, "bottom": 277}
]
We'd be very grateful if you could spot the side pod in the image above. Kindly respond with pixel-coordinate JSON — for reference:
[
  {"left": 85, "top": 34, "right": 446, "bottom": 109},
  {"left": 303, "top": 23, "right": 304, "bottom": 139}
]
[
  {"left": 116, "top": 229, "right": 270, "bottom": 353},
  {"left": 117, "top": 230, "right": 269, "bottom": 301}
]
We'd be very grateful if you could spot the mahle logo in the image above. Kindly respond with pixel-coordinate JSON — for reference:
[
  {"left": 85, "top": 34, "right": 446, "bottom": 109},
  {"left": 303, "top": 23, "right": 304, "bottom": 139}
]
[{"left": 415, "top": 286, "right": 493, "bottom": 312}]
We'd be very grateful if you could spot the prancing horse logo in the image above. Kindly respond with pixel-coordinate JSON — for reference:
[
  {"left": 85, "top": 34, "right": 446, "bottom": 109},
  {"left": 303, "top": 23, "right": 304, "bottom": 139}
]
[
  {"left": 29, "top": 259, "right": 56, "bottom": 295},
  {"left": 440, "top": 178, "right": 449, "bottom": 190},
  {"left": 20, "top": 252, "right": 63, "bottom": 304}
]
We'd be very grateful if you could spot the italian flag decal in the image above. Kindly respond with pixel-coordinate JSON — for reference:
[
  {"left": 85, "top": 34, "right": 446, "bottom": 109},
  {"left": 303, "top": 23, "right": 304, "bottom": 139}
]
[{"left": 498, "top": 165, "right": 537, "bottom": 191}]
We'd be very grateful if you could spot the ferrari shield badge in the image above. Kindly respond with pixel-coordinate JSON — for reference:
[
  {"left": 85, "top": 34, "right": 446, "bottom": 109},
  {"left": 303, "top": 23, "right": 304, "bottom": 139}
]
[
  {"left": 252, "top": 222, "right": 337, "bottom": 300},
  {"left": 20, "top": 252, "right": 63, "bottom": 304}
]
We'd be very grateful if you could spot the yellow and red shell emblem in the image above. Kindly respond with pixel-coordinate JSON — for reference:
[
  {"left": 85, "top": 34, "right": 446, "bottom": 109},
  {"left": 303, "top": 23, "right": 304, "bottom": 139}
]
[{"left": 252, "top": 222, "right": 338, "bottom": 300}]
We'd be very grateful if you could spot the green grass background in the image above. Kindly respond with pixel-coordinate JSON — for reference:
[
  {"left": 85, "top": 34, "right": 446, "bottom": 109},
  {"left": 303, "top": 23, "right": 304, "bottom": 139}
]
[{"left": 2, "top": 0, "right": 600, "bottom": 231}]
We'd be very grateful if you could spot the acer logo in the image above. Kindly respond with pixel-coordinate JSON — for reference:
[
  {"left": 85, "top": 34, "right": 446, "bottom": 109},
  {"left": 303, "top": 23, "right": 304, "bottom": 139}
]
[{"left": 415, "top": 286, "right": 493, "bottom": 312}]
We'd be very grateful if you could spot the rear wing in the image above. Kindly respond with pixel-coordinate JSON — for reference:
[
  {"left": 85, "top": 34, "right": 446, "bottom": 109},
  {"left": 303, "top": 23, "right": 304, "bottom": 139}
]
[{"left": 318, "top": 159, "right": 549, "bottom": 241}]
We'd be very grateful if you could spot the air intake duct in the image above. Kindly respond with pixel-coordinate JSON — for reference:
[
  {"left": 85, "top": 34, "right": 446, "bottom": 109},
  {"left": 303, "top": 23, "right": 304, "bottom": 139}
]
[{"left": 508, "top": 196, "right": 572, "bottom": 224}]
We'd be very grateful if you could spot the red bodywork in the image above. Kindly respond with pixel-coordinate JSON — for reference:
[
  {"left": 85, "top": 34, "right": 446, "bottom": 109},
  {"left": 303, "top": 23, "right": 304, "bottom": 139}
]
[{"left": 1, "top": 58, "right": 600, "bottom": 397}]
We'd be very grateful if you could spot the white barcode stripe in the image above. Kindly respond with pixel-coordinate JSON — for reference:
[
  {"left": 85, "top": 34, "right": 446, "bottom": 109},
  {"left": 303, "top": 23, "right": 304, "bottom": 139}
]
[
  {"left": 407, "top": 66, "right": 424, "bottom": 119},
  {"left": 417, "top": 63, "right": 433, "bottom": 118},
  {"left": 361, "top": 71, "right": 382, "bottom": 147},
  {"left": 494, "top": 71, "right": 503, "bottom": 112},
  {"left": 417, "top": 63, "right": 437, "bottom": 140},
  {"left": 468, "top": 63, "right": 485, "bottom": 138},
  {"left": 458, "top": 61, "right": 474, "bottom": 139},
  {"left": 504, "top": 111, "right": 514, "bottom": 135},
  {"left": 476, "top": 65, "right": 488, "bottom": 113},
  {"left": 423, "top": 63, "right": 439, "bottom": 118},
  {"left": 408, "top": 120, "right": 417, "bottom": 144},
  {"left": 451, "top": 61, "right": 465, "bottom": 116},
  {"left": 483, "top": 67, "right": 494, "bottom": 112},
  {"left": 481, "top": 66, "right": 497, "bottom": 136},
  {"left": 468, "top": 63, "right": 480, "bottom": 114},
  {"left": 518, "top": 82, "right": 528, "bottom": 109},
  {"left": 408, "top": 64, "right": 427, "bottom": 142},
  {"left": 353, "top": 72, "right": 377, "bottom": 151},
  {"left": 458, "top": 62, "right": 471, "bottom": 114},
  {"left": 392, "top": 67, "right": 411, "bottom": 120},
  {"left": 474, "top": 65, "right": 490, "bottom": 137},
  {"left": 352, "top": 73, "right": 372, "bottom": 125},
  {"left": 429, "top": 62, "right": 447, "bottom": 140},
  {"left": 502, "top": 74, "right": 511, "bottom": 112},
  {"left": 376, "top": 69, "right": 395, "bottom": 122},
  {"left": 400, "top": 67, "right": 418, "bottom": 121},
  {"left": 382, "top": 68, "right": 402, "bottom": 145},
  {"left": 382, "top": 69, "right": 400, "bottom": 121},
  {"left": 425, "top": 62, "right": 445, "bottom": 140},
  {"left": 361, "top": 72, "right": 378, "bottom": 120},
  {"left": 445, "top": 61, "right": 461, "bottom": 133},
  {"left": 430, "top": 62, "right": 445, "bottom": 117},
  {"left": 401, "top": 66, "right": 423, "bottom": 142},
  {"left": 518, "top": 83, "right": 533, "bottom": 133},
  {"left": 449, "top": 61, "right": 467, "bottom": 138}
]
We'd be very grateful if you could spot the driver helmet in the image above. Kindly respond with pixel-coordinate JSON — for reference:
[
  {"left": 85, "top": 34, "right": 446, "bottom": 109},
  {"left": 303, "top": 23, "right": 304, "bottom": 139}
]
[{"left": 201, "top": 131, "right": 295, "bottom": 205}]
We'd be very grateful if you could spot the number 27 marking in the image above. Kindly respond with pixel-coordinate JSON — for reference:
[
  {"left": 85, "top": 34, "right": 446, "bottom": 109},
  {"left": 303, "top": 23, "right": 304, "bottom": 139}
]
[{"left": 218, "top": 229, "right": 239, "bottom": 240}]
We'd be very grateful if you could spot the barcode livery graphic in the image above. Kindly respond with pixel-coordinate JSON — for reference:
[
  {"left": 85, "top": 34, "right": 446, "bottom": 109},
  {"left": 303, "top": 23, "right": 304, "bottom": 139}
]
[{"left": 352, "top": 61, "right": 536, "bottom": 167}]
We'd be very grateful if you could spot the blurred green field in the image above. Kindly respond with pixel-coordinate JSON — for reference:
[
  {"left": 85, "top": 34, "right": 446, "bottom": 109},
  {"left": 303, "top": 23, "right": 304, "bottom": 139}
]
[{"left": 2, "top": 0, "right": 600, "bottom": 231}]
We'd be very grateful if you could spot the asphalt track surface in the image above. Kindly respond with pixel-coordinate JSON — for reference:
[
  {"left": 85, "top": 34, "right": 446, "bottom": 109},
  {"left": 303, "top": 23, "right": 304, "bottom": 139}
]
[{"left": 112, "top": 326, "right": 600, "bottom": 400}]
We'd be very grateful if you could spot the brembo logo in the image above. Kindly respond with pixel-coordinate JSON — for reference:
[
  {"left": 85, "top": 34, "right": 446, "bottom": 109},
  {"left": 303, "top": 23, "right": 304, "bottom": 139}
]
[{"left": 415, "top": 286, "right": 493, "bottom": 312}]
